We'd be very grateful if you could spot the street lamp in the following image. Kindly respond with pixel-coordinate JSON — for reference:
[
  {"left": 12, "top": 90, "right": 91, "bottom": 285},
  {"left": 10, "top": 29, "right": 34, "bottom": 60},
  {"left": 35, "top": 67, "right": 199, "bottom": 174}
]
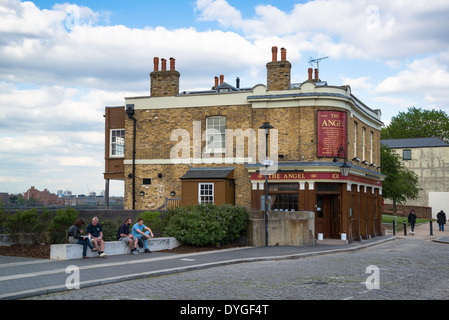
[
  {"left": 339, "top": 161, "right": 351, "bottom": 177},
  {"left": 259, "top": 122, "right": 274, "bottom": 247}
]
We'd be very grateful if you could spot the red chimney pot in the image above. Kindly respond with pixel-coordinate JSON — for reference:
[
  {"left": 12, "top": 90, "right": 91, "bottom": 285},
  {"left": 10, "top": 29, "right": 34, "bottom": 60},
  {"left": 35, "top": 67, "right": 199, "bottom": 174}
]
[
  {"left": 280, "top": 47, "right": 287, "bottom": 61},
  {"left": 271, "top": 46, "right": 278, "bottom": 62},
  {"left": 169, "top": 57, "right": 175, "bottom": 71},
  {"left": 161, "top": 58, "right": 167, "bottom": 71},
  {"left": 153, "top": 57, "right": 159, "bottom": 72}
]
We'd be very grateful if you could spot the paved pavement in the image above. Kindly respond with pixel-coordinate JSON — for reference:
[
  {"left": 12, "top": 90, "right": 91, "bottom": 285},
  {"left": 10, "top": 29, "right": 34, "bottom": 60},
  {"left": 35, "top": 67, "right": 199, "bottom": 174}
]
[{"left": 0, "top": 221, "right": 446, "bottom": 300}]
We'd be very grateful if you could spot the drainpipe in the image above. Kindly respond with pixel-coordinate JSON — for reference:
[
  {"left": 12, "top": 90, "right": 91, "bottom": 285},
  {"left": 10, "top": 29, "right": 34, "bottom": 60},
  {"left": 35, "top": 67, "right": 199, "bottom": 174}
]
[{"left": 126, "top": 104, "right": 136, "bottom": 210}]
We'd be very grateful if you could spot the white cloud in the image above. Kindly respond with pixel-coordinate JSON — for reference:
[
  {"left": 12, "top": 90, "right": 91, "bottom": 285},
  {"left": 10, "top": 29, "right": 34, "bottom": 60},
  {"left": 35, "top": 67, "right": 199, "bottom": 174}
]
[{"left": 1, "top": 0, "right": 449, "bottom": 195}]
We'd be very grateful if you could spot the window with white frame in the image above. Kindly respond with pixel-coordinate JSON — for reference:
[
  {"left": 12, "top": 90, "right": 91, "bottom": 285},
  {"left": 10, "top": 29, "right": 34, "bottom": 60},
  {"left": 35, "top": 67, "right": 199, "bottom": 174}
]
[
  {"left": 206, "top": 116, "right": 226, "bottom": 153},
  {"left": 110, "top": 129, "right": 125, "bottom": 157},
  {"left": 198, "top": 183, "right": 214, "bottom": 204}
]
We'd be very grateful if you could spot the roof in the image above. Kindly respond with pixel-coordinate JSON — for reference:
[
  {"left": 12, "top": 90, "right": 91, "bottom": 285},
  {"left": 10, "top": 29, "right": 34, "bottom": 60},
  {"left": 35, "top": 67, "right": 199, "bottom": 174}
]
[
  {"left": 181, "top": 167, "right": 234, "bottom": 179},
  {"left": 381, "top": 137, "right": 449, "bottom": 149}
]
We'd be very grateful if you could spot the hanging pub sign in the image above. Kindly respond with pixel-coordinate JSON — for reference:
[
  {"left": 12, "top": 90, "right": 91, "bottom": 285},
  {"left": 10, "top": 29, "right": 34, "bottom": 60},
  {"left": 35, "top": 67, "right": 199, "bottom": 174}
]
[{"left": 317, "top": 110, "right": 347, "bottom": 157}]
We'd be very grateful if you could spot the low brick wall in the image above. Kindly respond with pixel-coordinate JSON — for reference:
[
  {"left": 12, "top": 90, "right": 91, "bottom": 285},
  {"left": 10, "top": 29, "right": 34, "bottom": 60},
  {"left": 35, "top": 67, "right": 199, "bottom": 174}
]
[{"left": 383, "top": 204, "right": 432, "bottom": 219}]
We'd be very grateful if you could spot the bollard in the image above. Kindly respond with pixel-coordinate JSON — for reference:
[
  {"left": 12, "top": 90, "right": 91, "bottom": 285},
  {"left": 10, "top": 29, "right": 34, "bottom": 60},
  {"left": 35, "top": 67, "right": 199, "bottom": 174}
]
[
  {"left": 392, "top": 219, "right": 396, "bottom": 236},
  {"left": 430, "top": 220, "right": 433, "bottom": 236},
  {"left": 403, "top": 221, "right": 407, "bottom": 236}
]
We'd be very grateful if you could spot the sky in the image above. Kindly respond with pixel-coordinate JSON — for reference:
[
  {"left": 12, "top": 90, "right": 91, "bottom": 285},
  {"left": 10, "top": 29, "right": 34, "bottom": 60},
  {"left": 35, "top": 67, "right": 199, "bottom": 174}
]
[{"left": 1, "top": 0, "right": 449, "bottom": 197}]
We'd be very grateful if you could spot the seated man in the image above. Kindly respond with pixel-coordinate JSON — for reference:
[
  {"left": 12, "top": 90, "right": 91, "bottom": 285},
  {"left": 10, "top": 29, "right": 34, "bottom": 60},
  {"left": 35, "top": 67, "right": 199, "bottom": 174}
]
[
  {"left": 86, "top": 217, "right": 107, "bottom": 257},
  {"left": 132, "top": 218, "right": 154, "bottom": 253},
  {"left": 117, "top": 218, "right": 139, "bottom": 254}
]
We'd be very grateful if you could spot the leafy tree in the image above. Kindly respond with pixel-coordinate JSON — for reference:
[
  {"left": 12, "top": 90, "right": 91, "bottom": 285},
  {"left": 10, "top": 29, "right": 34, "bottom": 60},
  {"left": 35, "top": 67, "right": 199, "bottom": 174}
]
[
  {"left": 381, "top": 144, "right": 419, "bottom": 213},
  {"left": 381, "top": 107, "right": 449, "bottom": 142}
]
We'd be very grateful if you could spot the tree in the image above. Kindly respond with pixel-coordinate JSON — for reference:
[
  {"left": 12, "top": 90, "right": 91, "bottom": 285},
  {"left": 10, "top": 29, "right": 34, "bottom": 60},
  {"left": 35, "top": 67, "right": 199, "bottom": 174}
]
[
  {"left": 381, "top": 144, "right": 420, "bottom": 214},
  {"left": 381, "top": 107, "right": 449, "bottom": 142}
]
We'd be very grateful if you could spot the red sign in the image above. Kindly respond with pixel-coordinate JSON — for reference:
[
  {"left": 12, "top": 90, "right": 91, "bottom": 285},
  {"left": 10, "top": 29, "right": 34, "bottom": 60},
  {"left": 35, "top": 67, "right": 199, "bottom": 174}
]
[
  {"left": 250, "top": 172, "right": 382, "bottom": 187},
  {"left": 317, "top": 111, "right": 347, "bottom": 157}
]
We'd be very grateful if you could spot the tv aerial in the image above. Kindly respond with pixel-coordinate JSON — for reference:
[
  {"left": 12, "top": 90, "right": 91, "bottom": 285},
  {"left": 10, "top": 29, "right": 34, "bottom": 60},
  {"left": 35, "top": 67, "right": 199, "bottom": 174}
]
[{"left": 308, "top": 56, "right": 329, "bottom": 70}]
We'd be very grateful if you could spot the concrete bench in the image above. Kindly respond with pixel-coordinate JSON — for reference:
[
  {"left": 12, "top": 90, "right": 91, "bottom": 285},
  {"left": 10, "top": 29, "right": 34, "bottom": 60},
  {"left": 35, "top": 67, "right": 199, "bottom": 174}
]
[{"left": 50, "top": 237, "right": 181, "bottom": 260}]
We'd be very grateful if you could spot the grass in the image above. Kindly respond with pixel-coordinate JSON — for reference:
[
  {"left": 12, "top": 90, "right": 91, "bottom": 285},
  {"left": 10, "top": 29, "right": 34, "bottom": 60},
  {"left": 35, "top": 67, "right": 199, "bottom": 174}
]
[{"left": 382, "top": 214, "right": 430, "bottom": 225}]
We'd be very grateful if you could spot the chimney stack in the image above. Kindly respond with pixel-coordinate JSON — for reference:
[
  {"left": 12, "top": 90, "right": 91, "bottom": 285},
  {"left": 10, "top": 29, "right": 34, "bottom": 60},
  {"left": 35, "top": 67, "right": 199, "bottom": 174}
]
[
  {"left": 214, "top": 76, "right": 219, "bottom": 88},
  {"left": 308, "top": 68, "right": 313, "bottom": 81},
  {"left": 266, "top": 46, "right": 291, "bottom": 91},
  {"left": 315, "top": 68, "right": 319, "bottom": 81},
  {"left": 220, "top": 75, "right": 224, "bottom": 84},
  {"left": 236, "top": 77, "right": 240, "bottom": 89},
  {"left": 150, "top": 56, "right": 180, "bottom": 97}
]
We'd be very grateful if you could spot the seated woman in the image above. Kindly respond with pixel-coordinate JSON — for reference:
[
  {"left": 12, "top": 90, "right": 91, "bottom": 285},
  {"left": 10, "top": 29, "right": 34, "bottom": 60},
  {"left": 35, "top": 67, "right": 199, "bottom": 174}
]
[{"left": 68, "top": 219, "right": 97, "bottom": 258}]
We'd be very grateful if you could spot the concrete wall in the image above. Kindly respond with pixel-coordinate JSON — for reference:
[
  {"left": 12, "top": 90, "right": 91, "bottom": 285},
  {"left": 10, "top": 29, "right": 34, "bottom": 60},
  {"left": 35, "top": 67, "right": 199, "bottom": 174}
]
[
  {"left": 247, "top": 211, "right": 315, "bottom": 247},
  {"left": 388, "top": 146, "right": 449, "bottom": 210}
]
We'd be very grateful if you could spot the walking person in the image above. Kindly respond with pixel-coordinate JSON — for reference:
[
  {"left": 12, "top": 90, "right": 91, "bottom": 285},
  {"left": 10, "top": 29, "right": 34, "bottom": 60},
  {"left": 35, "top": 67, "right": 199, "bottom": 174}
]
[
  {"left": 87, "top": 217, "right": 107, "bottom": 257},
  {"left": 132, "top": 218, "right": 154, "bottom": 253},
  {"left": 437, "top": 210, "right": 447, "bottom": 231},
  {"left": 68, "top": 219, "right": 96, "bottom": 258},
  {"left": 117, "top": 218, "right": 139, "bottom": 254},
  {"left": 408, "top": 209, "right": 417, "bottom": 234}
]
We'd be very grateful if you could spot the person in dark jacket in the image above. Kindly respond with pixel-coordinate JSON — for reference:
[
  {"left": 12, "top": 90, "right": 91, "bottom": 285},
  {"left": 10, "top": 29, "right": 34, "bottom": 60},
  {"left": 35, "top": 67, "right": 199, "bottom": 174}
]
[
  {"left": 408, "top": 210, "right": 417, "bottom": 233},
  {"left": 68, "top": 219, "right": 96, "bottom": 258},
  {"left": 437, "top": 210, "right": 447, "bottom": 231}
]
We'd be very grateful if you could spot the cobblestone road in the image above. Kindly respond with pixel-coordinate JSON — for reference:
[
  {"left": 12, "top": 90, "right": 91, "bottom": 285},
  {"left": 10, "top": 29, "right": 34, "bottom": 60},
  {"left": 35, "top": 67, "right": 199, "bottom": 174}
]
[{"left": 29, "top": 237, "right": 449, "bottom": 300}]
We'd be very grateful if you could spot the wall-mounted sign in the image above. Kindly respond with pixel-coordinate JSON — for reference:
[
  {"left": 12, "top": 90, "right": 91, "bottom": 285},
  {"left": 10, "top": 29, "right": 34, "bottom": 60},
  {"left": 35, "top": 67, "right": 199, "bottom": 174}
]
[{"left": 317, "top": 111, "right": 347, "bottom": 157}]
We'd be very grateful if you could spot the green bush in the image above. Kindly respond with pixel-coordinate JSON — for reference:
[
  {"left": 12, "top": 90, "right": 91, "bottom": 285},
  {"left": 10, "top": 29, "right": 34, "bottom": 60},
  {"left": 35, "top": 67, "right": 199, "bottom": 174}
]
[
  {"left": 48, "top": 207, "right": 79, "bottom": 244},
  {"left": 3, "top": 208, "right": 52, "bottom": 246},
  {"left": 139, "top": 211, "right": 167, "bottom": 236},
  {"left": 164, "top": 204, "right": 249, "bottom": 246},
  {"left": 99, "top": 217, "right": 121, "bottom": 241}
]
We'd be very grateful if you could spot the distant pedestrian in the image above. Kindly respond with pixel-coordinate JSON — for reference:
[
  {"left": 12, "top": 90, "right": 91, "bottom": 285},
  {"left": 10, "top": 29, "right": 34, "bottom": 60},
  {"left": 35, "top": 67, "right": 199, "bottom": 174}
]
[
  {"left": 68, "top": 219, "right": 96, "bottom": 258},
  {"left": 437, "top": 210, "right": 447, "bottom": 231},
  {"left": 408, "top": 210, "right": 417, "bottom": 233},
  {"left": 132, "top": 218, "right": 154, "bottom": 253}
]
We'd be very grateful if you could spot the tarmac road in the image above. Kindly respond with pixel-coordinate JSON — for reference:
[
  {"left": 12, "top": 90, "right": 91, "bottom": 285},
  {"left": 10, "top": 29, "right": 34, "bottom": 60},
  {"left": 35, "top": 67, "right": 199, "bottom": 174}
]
[{"left": 24, "top": 223, "right": 449, "bottom": 301}]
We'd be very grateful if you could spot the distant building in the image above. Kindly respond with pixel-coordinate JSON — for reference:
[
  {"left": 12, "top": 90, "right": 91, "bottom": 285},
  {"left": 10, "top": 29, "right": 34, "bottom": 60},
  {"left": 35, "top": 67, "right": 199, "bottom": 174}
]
[
  {"left": 381, "top": 137, "right": 449, "bottom": 218},
  {"left": 24, "top": 186, "right": 63, "bottom": 206}
]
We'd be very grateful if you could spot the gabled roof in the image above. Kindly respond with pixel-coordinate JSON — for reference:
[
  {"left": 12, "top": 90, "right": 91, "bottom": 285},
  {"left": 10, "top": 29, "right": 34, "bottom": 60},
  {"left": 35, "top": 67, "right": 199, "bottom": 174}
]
[{"left": 381, "top": 137, "right": 449, "bottom": 149}]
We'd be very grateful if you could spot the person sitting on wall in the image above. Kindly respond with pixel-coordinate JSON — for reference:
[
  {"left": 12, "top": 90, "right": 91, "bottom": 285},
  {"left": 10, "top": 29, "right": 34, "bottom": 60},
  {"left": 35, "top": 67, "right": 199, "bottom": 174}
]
[
  {"left": 86, "top": 217, "right": 107, "bottom": 257},
  {"left": 132, "top": 218, "right": 154, "bottom": 253},
  {"left": 68, "top": 218, "right": 96, "bottom": 259},
  {"left": 117, "top": 218, "right": 139, "bottom": 254}
]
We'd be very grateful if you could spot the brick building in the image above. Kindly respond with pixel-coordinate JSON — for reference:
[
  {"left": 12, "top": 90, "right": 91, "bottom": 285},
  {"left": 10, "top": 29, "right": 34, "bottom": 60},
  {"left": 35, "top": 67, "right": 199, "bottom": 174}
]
[
  {"left": 23, "top": 186, "right": 62, "bottom": 206},
  {"left": 104, "top": 47, "right": 385, "bottom": 242}
]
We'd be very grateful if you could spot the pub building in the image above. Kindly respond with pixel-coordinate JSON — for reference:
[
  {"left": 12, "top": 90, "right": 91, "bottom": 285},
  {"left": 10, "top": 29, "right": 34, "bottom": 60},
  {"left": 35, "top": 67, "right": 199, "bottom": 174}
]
[{"left": 104, "top": 46, "right": 385, "bottom": 244}]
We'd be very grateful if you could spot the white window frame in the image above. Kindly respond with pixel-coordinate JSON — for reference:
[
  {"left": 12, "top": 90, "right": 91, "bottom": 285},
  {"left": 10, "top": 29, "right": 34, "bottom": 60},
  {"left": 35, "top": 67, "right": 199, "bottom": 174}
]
[
  {"left": 205, "top": 116, "right": 226, "bottom": 154},
  {"left": 110, "top": 129, "right": 125, "bottom": 158},
  {"left": 198, "top": 183, "right": 214, "bottom": 204}
]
